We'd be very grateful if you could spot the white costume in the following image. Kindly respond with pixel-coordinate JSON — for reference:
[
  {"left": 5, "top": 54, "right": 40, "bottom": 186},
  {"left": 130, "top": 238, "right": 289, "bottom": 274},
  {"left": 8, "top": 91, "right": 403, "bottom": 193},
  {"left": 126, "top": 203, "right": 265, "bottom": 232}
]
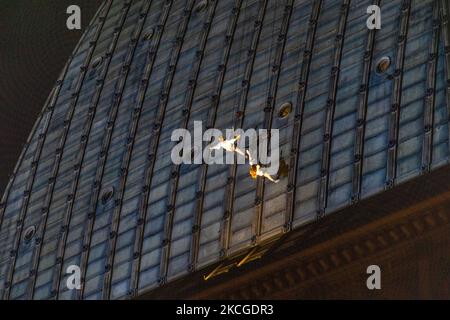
[
  {"left": 246, "top": 150, "right": 279, "bottom": 183},
  {"left": 209, "top": 135, "right": 245, "bottom": 157}
]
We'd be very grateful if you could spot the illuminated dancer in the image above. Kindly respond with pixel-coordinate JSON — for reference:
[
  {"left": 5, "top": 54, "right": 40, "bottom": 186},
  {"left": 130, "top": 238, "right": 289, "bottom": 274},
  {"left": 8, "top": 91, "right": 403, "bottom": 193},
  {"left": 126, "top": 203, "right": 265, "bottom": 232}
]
[
  {"left": 247, "top": 150, "right": 279, "bottom": 183},
  {"left": 209, "top": 135, "right": 245, "bottom": 157}
]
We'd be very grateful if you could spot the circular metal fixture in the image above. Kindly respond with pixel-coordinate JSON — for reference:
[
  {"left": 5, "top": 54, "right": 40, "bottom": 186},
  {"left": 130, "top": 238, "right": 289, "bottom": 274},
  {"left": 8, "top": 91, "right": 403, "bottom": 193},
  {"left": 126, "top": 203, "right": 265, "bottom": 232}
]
[
  {"left": 23, "top": 226, "right": 36, "bottom": 243},
  {"left": 278, "top": 102, "right": 293, "bottom": 119},
  {"left": 375, "top": 56, "right": 391, "bottom": 74},
  {"left": 101, "top": 186, "right": 115, "bottom": 204},
  {"left": 91, "top": 56, "right": 103, "bottom": 69},
  {"left": 143, "top": 28, "right": 154, "bottom": 41},
  {"left": 194, "top": 0, "right": 208, "bottom": 13}
]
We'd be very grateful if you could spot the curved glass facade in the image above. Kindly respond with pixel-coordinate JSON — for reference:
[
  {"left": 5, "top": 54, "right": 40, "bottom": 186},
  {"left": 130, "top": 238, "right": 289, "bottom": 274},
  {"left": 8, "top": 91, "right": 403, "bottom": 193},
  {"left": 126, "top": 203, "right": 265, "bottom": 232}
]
[{"left": 0, "top": 0, "right": 447, "bottom": 299}]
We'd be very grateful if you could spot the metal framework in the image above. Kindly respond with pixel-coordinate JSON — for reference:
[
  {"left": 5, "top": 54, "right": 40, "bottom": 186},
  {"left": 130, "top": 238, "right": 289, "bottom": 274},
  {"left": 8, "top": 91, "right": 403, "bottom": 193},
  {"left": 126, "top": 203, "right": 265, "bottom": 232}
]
[
  {"left": 440, "top": 0, "right": 450, "bottom": 153},
  {"left": 385, "top": 0, "right": 411, "bottom": 188},
  {"left": 254, "top": 0, "right": 294, "bottom": 240},
  {"left": 317, "top": 0, "right": 350, "bottom": 217},
  {"left": 191, "top": 0, "right": 243, "bottom": 272},
  {"left": 162, "top": 0, "right": 218, "bottom": 279},
  {"left": 127, "top": 0, "right": 174, "bottom": 296},
  {"left": 421, "top": 1, "right": 441, "bottom": 172},
  {"left": 352, "top": 0, "right": 381, "bottom": 202},
  {"left": 222, "top": 0, "right": 269, "bottom": 256},
  {"left": 285, "top": 0, "right": 323, "bottom": 231},
  {"left": 97, "top": 0, "right": 155, "bottom": 300},
  {"left": 0, "top": 0, "right": 445, "bottom": 300},
  {"left": 77, "top": 0, "right": 134, "bottom": 299},
  {"left": 132, "top": 0, "right": 194, "bottom": 291},
  {"left": 1, "top": 0, "right": 113, "bottom": 299}
]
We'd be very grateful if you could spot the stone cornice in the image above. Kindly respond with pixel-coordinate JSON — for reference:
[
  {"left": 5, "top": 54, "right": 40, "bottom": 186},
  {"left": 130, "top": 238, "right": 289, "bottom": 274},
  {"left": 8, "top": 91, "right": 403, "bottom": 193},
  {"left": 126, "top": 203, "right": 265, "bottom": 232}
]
[{"left": 138, "top": 164, "right": 450, "bottom": 299}]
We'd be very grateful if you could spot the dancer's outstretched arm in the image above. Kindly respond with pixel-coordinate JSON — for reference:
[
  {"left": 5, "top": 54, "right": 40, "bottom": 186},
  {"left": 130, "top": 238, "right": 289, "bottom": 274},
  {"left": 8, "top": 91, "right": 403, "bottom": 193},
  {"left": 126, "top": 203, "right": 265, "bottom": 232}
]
[
  {"left": 209, "top": 143, "right": 221, "bottom": 150},
  {"left": 234, "top": 147, "right": 245, "bottom": 157},
  {"left": 263, "top": 173, "right": 279, "bottom": 183},
  {"left": 246, "top": 150, "right": 256, "bottom": 165}
]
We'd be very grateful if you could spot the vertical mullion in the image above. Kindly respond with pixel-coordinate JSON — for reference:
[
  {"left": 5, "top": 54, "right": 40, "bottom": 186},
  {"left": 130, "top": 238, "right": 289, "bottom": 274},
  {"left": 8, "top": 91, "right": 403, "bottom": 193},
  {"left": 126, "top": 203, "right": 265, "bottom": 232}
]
[
  {"left": 156, "top": 0, "right": 196, "bottom": 287},
  {"left": 190, "top": 0, "right": 243, "bottom": 271},
  {"left": 352, "top": 0, "right": 381, "bottom": 203},
  {"left": 34, "top": 1, "right": 139, "bottom": 300},
  {"left": 162, "top": 0, "right": 219, "bottom": 278},
  {"left": 284, "top": 0, "right": 323, "bottom": 232},
  {"left": 440, "top": 0, "right": 450, "bottom": 155},
  {"left": 254, "top": 0, "right": 294, "bottom": 239},
  {"left": 128, "top": 0, "right": 195, "bottom": 292},
  {"left": 221, "top": 0, "right": 269, "bottom": 256},
  {"left": 49, "top": 0, "right": 144, "bottom": 299},
  {"left": 76, "top": 0, "right": 135, "bottom": 299},
  {"left": 98, "top": 0, "right": 155, "bottom": 300},
  {"left": 317, "top": 0, "right": 350, "bottom": 217},
  {"left": 421, "top": 1, "right": 441, "bottom": 173},
  {"left": 50, "top": 2, "right": 151, "bottom": 300},
  {"left": 386, "top": 0, "right": 411, "bottom": 189},
  {"left": 128, "top": 0, "right": 174, "bottom": 297},
  {"left": 1, "top": 0, "right": 114, "bottom": 300}
]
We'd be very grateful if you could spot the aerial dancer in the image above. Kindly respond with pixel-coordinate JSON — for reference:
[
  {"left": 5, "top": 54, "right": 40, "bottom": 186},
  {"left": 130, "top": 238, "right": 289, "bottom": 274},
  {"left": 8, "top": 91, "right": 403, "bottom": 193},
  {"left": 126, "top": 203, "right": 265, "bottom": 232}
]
[
  {"left": 247, "top": 150, "right": 279, "bottom": 183},
  {"left": 209, "top": 135, "right": 245, "bottom": 157}
]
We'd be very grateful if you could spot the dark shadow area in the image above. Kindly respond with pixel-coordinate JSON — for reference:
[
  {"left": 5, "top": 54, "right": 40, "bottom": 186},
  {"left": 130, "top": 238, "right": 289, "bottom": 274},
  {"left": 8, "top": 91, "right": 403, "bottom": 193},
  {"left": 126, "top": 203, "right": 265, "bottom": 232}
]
[{"left": 0, "top": 1, "right": 102, "bottom": 195}]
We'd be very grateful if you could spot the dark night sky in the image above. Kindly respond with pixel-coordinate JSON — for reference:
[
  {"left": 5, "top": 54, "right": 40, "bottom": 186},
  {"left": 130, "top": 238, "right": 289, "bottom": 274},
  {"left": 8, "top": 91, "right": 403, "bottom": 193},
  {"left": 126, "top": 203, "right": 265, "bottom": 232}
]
[{"left": 0, "top": 1, "right": 102, "bottom": 195}]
